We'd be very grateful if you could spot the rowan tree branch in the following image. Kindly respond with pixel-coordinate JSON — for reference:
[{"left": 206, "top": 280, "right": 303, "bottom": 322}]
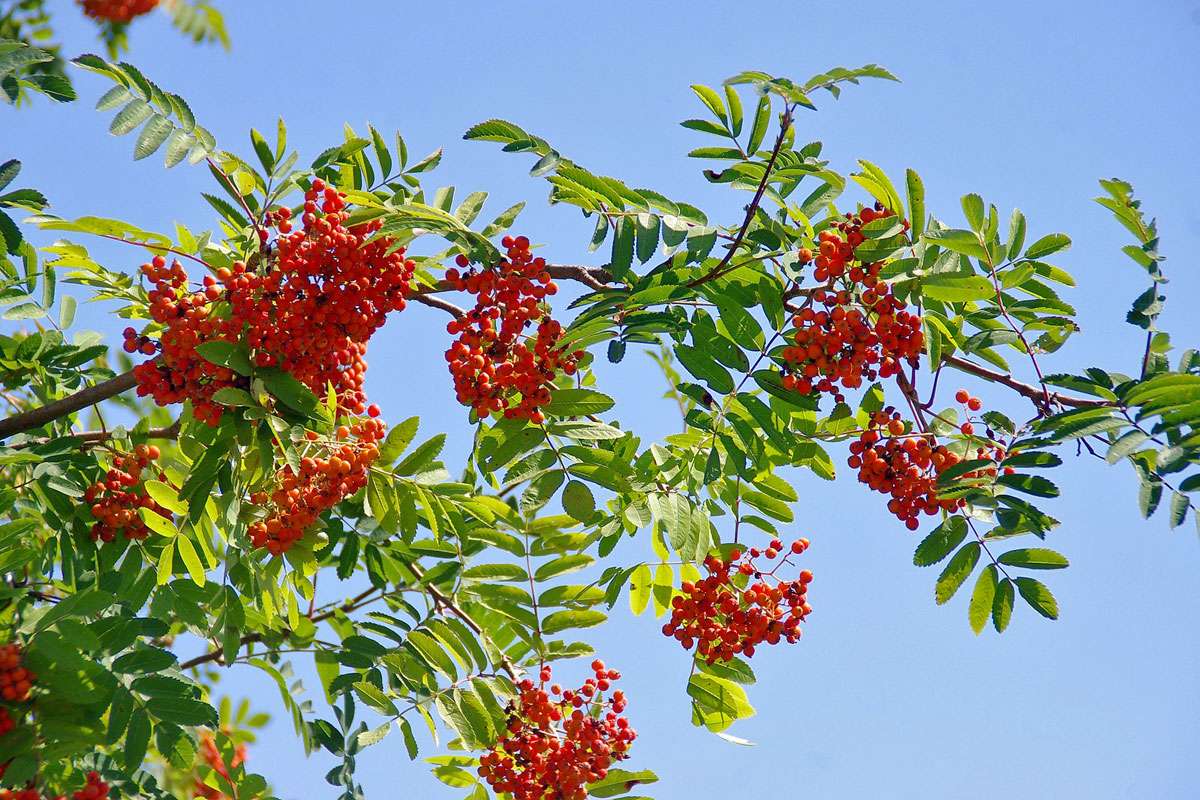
[
  {"left": 0, "top": 371, "right": 138, "bottom": 441},
  {"left": 411, "top": 294, "right": 466, "bottom": 319},
  {"left": 941, "top": 354, "right": 1112, "bottom": 409},
  {"left": 10, "top": 419, "right": 181, "bottom": 450}
]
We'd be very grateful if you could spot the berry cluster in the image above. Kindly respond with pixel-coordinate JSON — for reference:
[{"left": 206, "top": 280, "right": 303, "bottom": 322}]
[
  {"left": 231, "top": 185, "right": 415, "bottom": 414},
  {"left": 954, "top": 388, "right": 984, "bottom": 435},
  {"left": 477, "top": 661, "right": 635, "bottom": 800},
  {"left": 129, "top": 179, "right": 415, "bottom": 424},
  {"left": 0, "top": 708, "right": 13, "bottom": 737},
  {"left": 129, "top": 256, "right": 243, "bottom": 426},
  {"left": 662, "top": 541, "right": 813, "bottom": 663},
  {"left": 84, "top": 444, "right": 170, "bottom": 543},
  {"left": 247, "top": 414, "right": 384, "bottom": 555},
  {"left": 78, "top": 0, "right": 158, "bottom": 23},
  {"left": 781, "top": 206, "right": 923, "bottom": 403},
  {"left": 194, "top": 731, "right": 248, "bottom": 800},
  {"left": 0, "top": 645, "right": 34, "bottom": 703},
  {"left": 0, "top": 772, "right": 109, "bottom": 800},
  {"left": 70, "top": 773, "right": 109, "bottom": 800},
  {"left": 849, "top": 408, "right": 966, "bottom": 530},
  {"left": 444, "top": 236, "right": 581, "bottom": 423}
]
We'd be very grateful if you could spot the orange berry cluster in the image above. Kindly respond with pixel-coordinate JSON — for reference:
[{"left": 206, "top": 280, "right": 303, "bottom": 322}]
[
  {"left": 477, "top": 661, "right": 635, "bottom": 800},
  {"left": 194, "top": 731, "right": 248, "bottom": 800},
  {"left": 83, "top": 444, "right": 169, "bottom": 543},
  {"left": 849, "top": 408, "right": 966, "bottom": 530},
  {"left": 662, "top": 540, "right": 813, "bottom": 663},
  {"left": 247, "top": 414, "right": 384, "bottom": 555},
  {"left": 130, "top": 178, "right": 415, "bottom": 424},
  {"left": 0, "top": 645, "right": 34, "bottom": 703},
  {"left": 129, "top": 256, "right": 244, "bottom": 426},
  {"left": 781, "top": 206, "right": 923, "bottom": 403},
  {"left": 78, "top": 0, "right": 158, "bottom": 23},
  {"left": 231, "top": 182, "right": 415, "bottom": 414},
  {"left": 444, "top": 236, "right": 581, "bottom": 423}
]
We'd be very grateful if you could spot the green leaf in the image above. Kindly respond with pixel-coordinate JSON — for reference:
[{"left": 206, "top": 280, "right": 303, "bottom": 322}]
[
  {"left": 691, "top": 84, "right": 727, "bottom": 124},
  {"left": 996, "top": 473, "right": 1059, "bottom": 498},
  {"left": 1023, "top": 233, "right": 1071, "bottom": 259},
  {"left": 674, "top": 344, "right": 733, "bottom": 394},
  {"left": 541, "top": 609, "right": 606, "bottom": 635},
  {"left": 905, "top": 168, "right": 925, "bottom": 240},
  {"left": 992, "top": 578, "right": 1015, "bottom": 632},
  {"left": 923, "top": 229, "right": 987, "bottom": 260},
  {"left": 1014, "top": 576, "right": 1059, "bottom": 620},
  {"left": 629, "top": 564, "right": 652, "bottom": 616},
  {"left": 921, "top": 273, "right": 993, "bottom": 302},
  {"left": 194, "top": 340, "right": 251, "bottom": 375},
  {"left": 746, "top": 95, "right": 771, "bottom": 154},
  {"left": 588, "top": 769, "right": 660, "bottom": 799},
  {"left": 968, "top": 564, "right": 999, "bottom": 634},
  {"left": 534, "top": 554, "right": 594, "bottom": 582},
  {"left": 257, "top": 367, "right": 318, "bottom": 414},
  {"left": 912, "top": 516, "right": 967, "bottom": 566},
  {"left": 544, "top": 389, "right": 615, "bottom": 417},
  {"left": 109, "top": 99, "right": 154, "bottom": 136},
  {"left": 562, "top": 480, "right": 596, "bottom": 522},
  {"left": 687, "top": 673, "right": 754, "bottom": 733},
  {"left": 996, "top": 548, "right": 1069, "bottom": 570},
  {"left": 935, "top": 541, "right": 981, "bottom": 605},
  {"left": 134, "top": 115, "right": 175, "bottom": 160},
  {"left": 175, "top": 536, "right": 206, "bottom": 586}
]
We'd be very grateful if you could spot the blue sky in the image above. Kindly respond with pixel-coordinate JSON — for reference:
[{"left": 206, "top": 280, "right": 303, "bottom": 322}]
[{"left": 6, "top": 1, "right": 1200, "bottom": 798}]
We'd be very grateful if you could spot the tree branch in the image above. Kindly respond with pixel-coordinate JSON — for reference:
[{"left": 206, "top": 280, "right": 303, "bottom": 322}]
[
  {"left": 0, "top": 370, "right": 138, "bottom": 441},
  {"left": 10, "top": 419, "right": 181, "bottom": 451},
  {"left": 941, "top": 354, "right": 1111, "bottom": 409},
  {"left": 411, "top": 294, "right": 466, "bottom": 319}
]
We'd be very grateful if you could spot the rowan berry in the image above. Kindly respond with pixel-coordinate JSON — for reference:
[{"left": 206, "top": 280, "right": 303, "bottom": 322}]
[
  {"left": 247, "top": 416, "right": 384, "bottom": 555},
  {"left": 129, "top": 184, "right": 415, "bottom": 424},
  {"left": 85, "top": 445, "right": 170, "bottom": 543},
  {"left": 78, "top": 0, "right": 158, "bottom": 23},
  {"left": 662, "top": 542, "right": 812, "bottom": 663},
  {"left": 477, "top": 662, "right": 635, "bottom": 800},
  {"left": 0, "top": 644, "right": 35, "bottom": 703},
  {"left": 445, "top": 237, "right": 581, "bottom": 422},
  {"left": 780, "top": 207, "right": 922, "bottom": 404}
]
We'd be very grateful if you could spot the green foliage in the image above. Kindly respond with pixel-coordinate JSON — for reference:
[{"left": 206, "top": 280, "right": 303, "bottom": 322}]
[{"left": 0, "top": 50, "right": 1195, "bottom": 800}]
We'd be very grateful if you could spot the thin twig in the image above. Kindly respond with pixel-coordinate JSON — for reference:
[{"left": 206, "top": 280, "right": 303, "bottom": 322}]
[{"left": 687, "top": 104, "right": 794, "bottom": 289}]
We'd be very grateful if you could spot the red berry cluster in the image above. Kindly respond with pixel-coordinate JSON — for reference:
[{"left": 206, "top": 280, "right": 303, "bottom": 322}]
[
  {"left": 69, "top": 774, "right": 108, "bottom": 800},
  {"left": 78, "top": 0, "right": 158, "bottom": 23},
  {"left": 84, "top": 444, "right": 169, "bottom": 543},
  {"left": 0, "top": 708, "right": 13, "bottom": 737},
  {"left": 477, "top": 661, "right": 635, "bottom": 800},
  {"left": 231, "top": 183, "right": 415, "bottom": 414},
  {"left": 0, "top": 772, "right": 108, "bottom": 800},
  {"left": 247, "top": 414, "right": 384, "bottom": 555},
  {"left": 194, "top": 731, "right": 248, "bottom": 800},
  {"left": 0, "top": 645, "right": 34, "bottom": 703},
  {"left": 849, "top": 408, "right": 966, "bottom": 530},
  {"left": 662, "top": 540, "right": 813, "bottom": 663},
  {"left": 129, "top": 178, "right": 415, "bottom": 424},
  {"left": 781, "top": 206, "right": 923, "bottom": 403},
  {"left": 444, "top": 236, "right": 581, "bottom": 423},
  {"left": 129, "top": 256, "right": 243, "bottom": 426}
]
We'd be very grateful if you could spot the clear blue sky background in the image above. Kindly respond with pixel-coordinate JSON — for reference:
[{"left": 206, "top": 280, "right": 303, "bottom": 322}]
[{"left": 6, "top": 2, "right": 1200, "bottom": 798}]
